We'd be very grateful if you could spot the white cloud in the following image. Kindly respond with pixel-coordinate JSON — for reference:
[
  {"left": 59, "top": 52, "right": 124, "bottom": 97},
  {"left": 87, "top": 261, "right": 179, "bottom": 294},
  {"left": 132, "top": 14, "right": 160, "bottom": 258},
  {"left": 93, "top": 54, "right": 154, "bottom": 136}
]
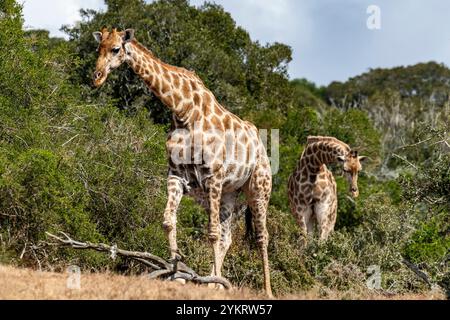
[{"left": 22, "top": 0, "right": 105, "bottom": 37}]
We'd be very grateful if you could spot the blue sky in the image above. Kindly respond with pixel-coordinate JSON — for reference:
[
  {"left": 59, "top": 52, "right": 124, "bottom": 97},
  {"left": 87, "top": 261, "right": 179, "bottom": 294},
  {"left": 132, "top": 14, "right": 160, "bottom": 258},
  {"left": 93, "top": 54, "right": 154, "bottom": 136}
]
[{"left": 22, "top": 0, "right": 450, "bottom": 86}]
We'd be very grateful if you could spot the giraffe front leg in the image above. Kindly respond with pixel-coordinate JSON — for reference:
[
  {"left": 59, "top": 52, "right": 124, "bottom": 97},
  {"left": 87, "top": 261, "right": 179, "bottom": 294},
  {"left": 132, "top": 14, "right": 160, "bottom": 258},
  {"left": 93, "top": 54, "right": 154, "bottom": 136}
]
[
  {"left": 294, "top": 208, "right": 308, "bottom": 236},
  {"left": 293, "top": 205, "right": 313, "bottom": 245},
  {"left": 206, "top": 175, "right": 223, "bottom": 277},
  {"left": 320, "top": 196, "right": 338, "bottom": 241},
  {"left": 209, "top": 192, "right": 237, "bottom": 280},
  {"left": 315, "top": 199, "right": 334, "bottom": 242},
  {"left": 162, "top": 176, "right": 184, "bottom": 259}
]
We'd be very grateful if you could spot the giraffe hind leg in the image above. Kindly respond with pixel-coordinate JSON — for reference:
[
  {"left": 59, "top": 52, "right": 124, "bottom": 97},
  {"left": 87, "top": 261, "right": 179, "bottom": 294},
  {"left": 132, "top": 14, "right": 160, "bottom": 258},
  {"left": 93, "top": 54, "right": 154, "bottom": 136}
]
[{"left": 244, "top": 167, "right": 272, "bottom": 297}]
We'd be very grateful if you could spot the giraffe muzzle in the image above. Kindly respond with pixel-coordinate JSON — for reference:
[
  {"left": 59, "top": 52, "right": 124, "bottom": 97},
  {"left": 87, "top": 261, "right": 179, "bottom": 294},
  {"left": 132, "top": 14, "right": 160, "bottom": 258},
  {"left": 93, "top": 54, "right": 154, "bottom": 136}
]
[
  {"left": 94, "top": 71, "right": 103, "bottom": 81},
  {"left": 93, "top": 70, "right": 106, "bottom": 88}
]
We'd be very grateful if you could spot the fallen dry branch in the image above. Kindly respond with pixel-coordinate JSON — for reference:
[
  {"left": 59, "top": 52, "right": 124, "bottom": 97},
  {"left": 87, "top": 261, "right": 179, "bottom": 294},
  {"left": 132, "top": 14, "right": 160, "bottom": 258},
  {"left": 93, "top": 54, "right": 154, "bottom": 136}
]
[
  {"left": 402, "top": 259, "right": 432, "bottom": 287},
  {"left": 45, "top": 231, "right": 232, "bottom": 289}
]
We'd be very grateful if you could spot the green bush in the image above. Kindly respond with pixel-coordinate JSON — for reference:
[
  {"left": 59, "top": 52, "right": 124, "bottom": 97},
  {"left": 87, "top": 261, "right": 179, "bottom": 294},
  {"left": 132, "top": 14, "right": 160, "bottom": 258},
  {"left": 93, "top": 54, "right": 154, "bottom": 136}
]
[
  {"left": 404, "top": 213, "right": 450, "bottom": 264},
  {"left": 302, "top": 194, "right": 428, "bottom": 294}
]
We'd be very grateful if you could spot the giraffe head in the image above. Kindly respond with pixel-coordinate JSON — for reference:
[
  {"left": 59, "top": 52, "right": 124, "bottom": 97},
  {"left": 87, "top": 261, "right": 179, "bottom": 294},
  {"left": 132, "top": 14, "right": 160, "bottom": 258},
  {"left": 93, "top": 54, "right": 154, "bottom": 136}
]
[
  {"left": 337, "top": 150, "right": 366, "bottom": 198},
  {"left": 92, "top": 27, "right": 135, "bottom": 87}
]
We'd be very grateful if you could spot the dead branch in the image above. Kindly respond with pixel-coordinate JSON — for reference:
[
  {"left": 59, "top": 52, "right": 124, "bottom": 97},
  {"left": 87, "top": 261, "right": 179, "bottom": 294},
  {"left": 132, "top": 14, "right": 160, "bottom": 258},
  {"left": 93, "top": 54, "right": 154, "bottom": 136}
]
[
  {"left": 402, "top": 259, "right": 431, "bottom": 287},
  {"left": 395, "top": 138, "right": 433, "bottom": 150},
  {"left": 45, "top": 231, "right": 232, "bottom": 290},
  {"left": 396, "top": 137, "right": 450, "bottom": 150},
  {"left": 392, "top": 154, "right": 418, "bottom": 170}
]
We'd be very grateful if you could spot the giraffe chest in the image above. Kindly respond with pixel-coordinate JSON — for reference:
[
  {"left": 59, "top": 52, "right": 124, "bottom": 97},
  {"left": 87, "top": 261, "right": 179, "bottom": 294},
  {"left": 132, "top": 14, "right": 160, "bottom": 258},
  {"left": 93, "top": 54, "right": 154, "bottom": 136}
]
[
  {"left": 312, "top": 169, "right": 336, "bottom": 201},
  {"left": 291, "top": 165, "right": 336, "bottom": 204}
]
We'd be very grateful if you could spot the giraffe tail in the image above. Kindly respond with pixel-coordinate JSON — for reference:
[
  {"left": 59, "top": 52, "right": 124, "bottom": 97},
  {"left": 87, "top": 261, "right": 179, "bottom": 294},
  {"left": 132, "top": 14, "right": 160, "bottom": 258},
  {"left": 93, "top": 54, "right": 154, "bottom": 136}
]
[{"left": 245, "top": 206, "right": 255, "bottom": 241}]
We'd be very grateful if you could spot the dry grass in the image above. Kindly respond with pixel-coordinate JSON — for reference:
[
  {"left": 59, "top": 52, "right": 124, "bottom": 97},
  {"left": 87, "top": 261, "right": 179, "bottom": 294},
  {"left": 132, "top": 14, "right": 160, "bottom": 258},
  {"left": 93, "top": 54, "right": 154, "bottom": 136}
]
[
  {"left": 0, "top": 265, "right": 445, "bottom": 300},
  {"left": 0, "top": 264, "right": 260, "bottom": 300}
]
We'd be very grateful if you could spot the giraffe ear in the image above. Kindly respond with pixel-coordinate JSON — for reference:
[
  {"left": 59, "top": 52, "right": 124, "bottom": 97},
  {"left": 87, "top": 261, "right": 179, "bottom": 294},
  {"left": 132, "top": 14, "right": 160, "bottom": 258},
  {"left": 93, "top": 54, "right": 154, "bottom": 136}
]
[
  {"left": 93, "top": 32, "right": 103, "bottom": 43},
  {"left": 122, "top": 29, "right": 135, "bottom": 43},
  {"left": 337, "top": 155, "right": 346, "bottom": 162},
  {"left": 358, "top": 156, "right": 367, "bottom": 162}
]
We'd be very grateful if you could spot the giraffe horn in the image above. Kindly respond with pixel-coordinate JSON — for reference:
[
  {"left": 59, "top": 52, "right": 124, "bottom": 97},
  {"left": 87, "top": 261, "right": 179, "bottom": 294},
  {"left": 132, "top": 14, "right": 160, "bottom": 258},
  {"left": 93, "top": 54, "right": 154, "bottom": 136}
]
[
  {"left": 101, "top": 25, "right": 108, "bottom": 33},
  {"left": 353, "top": 145, "right": 369, "bottom": 155}
]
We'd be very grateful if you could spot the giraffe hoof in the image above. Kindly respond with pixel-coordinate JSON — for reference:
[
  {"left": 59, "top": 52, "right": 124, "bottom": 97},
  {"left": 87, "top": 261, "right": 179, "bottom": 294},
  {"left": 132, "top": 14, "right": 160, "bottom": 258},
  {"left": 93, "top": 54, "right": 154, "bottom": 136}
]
[{"left": 171, "top": 251, "right": 182, "bottom": 261}]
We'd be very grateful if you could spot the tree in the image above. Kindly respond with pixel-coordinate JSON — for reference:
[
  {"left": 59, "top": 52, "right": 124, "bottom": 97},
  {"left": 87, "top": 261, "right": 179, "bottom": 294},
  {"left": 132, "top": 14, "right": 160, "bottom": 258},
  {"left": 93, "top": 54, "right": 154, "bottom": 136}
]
[{"left": 63, "top": 0, "right": 293, "bottom": 124}]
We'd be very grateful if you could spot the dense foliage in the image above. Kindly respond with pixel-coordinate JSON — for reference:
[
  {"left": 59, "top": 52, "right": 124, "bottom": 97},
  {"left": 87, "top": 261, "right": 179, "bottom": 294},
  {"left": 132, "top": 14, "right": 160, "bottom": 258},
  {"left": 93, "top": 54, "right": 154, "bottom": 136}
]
[{"left": 0, "top": 0, "right": 448, "bottom": 296}]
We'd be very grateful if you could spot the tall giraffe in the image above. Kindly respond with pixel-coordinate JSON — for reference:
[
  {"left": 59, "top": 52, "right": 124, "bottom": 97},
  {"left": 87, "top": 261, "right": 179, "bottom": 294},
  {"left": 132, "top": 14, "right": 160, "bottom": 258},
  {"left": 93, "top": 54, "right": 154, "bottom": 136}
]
[
  {"left": 92, "top": 28, "right": 272, "bottom": 296},
  {"left": 288, "top": 136, "right": 366, "bottom": 241}
]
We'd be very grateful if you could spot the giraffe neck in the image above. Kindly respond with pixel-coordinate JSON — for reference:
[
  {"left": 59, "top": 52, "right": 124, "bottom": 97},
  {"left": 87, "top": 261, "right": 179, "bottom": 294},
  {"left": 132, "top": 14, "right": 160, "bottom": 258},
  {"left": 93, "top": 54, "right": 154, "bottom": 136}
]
[
  {"left": 300, "top": 139, "right": 350, "bottom": 172},
  {"left": 124, "top": 40, "right": 205, "bottom": 124}
]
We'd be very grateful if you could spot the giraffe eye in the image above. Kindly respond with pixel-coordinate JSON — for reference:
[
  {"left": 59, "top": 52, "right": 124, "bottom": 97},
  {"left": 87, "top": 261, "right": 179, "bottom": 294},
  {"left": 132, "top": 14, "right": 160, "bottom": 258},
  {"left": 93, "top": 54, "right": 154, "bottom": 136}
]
[{"left": 112, "top": 47, "right": 120, "bottom": 54}]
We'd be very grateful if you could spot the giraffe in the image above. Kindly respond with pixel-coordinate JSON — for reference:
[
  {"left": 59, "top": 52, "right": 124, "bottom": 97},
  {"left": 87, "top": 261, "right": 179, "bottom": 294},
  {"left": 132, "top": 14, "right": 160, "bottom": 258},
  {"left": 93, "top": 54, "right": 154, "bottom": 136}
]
[
  {"left": 92, "top": 27, "right": 272, "bottom": 296},
  {"left": 288, "top": 136, "right": 366, "bottom": 241}
]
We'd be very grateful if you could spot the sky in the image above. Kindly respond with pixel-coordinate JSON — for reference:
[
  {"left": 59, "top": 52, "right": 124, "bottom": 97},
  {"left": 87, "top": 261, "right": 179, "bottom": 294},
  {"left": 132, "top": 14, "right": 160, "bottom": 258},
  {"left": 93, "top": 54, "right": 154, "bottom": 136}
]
[{"left": 21, "top": 0, "right": 450, "bottom": 86}]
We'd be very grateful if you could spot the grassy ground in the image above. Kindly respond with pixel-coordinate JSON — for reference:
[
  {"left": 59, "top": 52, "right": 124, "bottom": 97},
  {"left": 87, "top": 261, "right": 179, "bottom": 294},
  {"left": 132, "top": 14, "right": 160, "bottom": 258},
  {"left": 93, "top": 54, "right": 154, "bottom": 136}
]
[{"left": 0, "top": 265, "right": 445, "bottom": 300}]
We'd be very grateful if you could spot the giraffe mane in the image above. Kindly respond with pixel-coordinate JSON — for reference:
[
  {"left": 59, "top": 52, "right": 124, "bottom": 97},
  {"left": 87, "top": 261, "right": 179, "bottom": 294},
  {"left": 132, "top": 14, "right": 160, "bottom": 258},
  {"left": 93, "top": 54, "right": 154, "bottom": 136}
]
[
  {"left": 131, "top": 40, "right": 203, "bottom": 82},
  {"left": 306, "top": 136, "right": 351, "bottom": 152}
]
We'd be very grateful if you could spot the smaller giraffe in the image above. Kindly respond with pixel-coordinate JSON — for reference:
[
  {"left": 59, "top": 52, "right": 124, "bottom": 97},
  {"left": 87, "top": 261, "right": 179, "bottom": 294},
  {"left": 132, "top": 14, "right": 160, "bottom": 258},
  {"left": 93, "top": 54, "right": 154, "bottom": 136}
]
[{"left": 288, "top": 136, "right": 366, "bottom": 241}]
